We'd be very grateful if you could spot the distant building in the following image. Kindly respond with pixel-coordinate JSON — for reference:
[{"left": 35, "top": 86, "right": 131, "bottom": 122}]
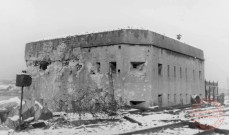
[{"left": 24, "top": 29, "right": 205, "bottom": 110}]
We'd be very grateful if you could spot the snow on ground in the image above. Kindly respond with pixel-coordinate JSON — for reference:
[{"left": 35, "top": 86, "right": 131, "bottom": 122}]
[
  {"left": 1, "top": 102, "right": 229, "bottom": 135},
  {"left": 217, "top": 111, "right": 229, "bottom": 129},
  {"left": 225, "top": 99, "right": 229, "bottom": 105},
  {"left": 151, "top": 125, "right": 201, "bottom": 135},
  {"left": 0, "top": 97, "right": 23, "bottom": 106},
  {"left": 0, "top": 111, "right": 180, "bottom": 135},
  {"left": 0, "top": 85, "right": 9, "bottom": 90}
]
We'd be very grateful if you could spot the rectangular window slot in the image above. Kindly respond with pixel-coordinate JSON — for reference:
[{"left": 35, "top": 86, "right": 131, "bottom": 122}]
[
  {"left": 130, "top": 62, "right": 145, "bottom": 71},
  {"left": 174, "top": 66, "right": 176, "bottom": 78},
  {"left": 180, "top": 67, "right": 182, "bottom": 79},
  {"left": 109, "top": 62, "right": 116, "bottom": 74},
  {"left": 158, "top": 63, "right": 162, "bottom": 76},
  {"left": 199, "top": 71, "right": 202, "bottom": 80},
  {"left": 167, "top": 65, "right": 170, "bottom": 77},
  {"left": 96, "top": 62, "right": 100, "bottom": 73}
]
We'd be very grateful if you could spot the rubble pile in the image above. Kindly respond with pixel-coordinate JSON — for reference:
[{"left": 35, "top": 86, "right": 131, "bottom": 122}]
[
  {"left": 0, "top": 97, "right": 53, "bottom": 130},
  {"left": 0, "top": 97, "right": 229, "bottom": 135}
]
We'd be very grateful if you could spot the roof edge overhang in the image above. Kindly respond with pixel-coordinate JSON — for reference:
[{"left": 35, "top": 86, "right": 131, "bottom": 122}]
[{"left": 25, "top": 29, "right": 204, "bottom": 61}]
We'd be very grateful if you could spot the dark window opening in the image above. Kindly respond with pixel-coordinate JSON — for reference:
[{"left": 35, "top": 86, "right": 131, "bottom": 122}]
[
  {"left": 40, "top": 61, "right": 50, "bottom": 70},
  {"left": 185, "top": 68, "right": 188, "bottom": 81},
  {"left": 158, "top": 63, "right": 162, "bottom": 76},
  {"left": 109, "top": 62, "right": 117, "bottom": 74},
  {"left": 158, "top": 94, "right": 163, "bottom": 107},
  {"left": 90, "top": 70, "right": 96, "bottom": 74},
  {"left": 167, "top": 65, "right": 170, "bottom": 77},
  {"left": 131, "top": 62, "right": 145, "bottom": 71},
  {"left": 96, "top": 62, "right": 101, "bottom": 73},
  {"left": 76, "top": 63, "right": 83, "bottom": 71},
  {"left": 199, "top": 71, "right": 202, "bottom": 80},
  {"left": 34, "top": 61, "right": 39, "bottom": 66},
  {"left": 118, "top": 69, "right": 120, "bottom": 73},
  {"left": 180, "top": 67, "right": 182, "bottom": 79},
  {"left": 174, "top": 66, "right": 176, "bottom": 78},
  {"left": 129, "top": 101, "right": 145, "bottom": 106}
]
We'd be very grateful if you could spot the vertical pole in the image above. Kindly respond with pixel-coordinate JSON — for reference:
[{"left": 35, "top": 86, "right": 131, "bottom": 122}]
[
  {"left": 205, "top": 80, "right": 207, "bottom": 101},
  {"left": 19, "top": 86, "right": 24, "bottom": 130},
  {"left": 217, "top": 82, "right": 219, "bottom": 101},
  {"left": 213, "top": 87, "right": 215, "bottom": 100}
]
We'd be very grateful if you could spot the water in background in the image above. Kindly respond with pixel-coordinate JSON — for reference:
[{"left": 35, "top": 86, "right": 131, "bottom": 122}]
[{"left": 0, "top": 95, "right": 19, "bottom": 101}]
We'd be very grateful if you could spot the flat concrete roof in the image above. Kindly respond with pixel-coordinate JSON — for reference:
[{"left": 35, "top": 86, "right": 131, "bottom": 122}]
[{"left": 26, "top": 29, "right": 204, "bottom": 60}]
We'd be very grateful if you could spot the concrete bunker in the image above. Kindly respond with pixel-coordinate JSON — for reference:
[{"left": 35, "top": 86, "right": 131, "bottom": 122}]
[{"left": 24, "top": 29, "right": 205, "bottom": 110}]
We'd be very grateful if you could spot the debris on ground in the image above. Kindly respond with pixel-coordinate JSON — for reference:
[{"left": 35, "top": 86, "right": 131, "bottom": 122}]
[
  {"left": 123, "top": 116, "right": 143, "bottom": 126},
  {"left": 0, "top": 98, "right": 229, "bottom": 135}
]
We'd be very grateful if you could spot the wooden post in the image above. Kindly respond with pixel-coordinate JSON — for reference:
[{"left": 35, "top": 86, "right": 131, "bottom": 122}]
[
  {"left": 19, "top": 86, "right": 24, "bottom": 130},
  {"left": 208, "top": 82, "right": 211, "bottom": 101},
  {"left": 204, "top": 80, "right": 208, "bottom": 101},
  {"left": 213, "top": 86, "right": 215, "bottom": 100},
  {"left": 217, "top": 81, "right": 219, "bottom": 101}
]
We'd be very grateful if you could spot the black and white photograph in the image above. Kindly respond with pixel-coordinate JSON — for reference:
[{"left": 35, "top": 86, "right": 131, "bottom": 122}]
[{"left": 0, "top": 0, "right": 229, "bottom": 134}]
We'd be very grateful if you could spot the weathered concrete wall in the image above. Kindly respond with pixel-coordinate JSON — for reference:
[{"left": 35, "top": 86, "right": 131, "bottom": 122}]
[
  {"left": 24, "top": 43, "right": 113, "bottom": 111},
  {"left": 24, "top": 29, "right": 205, "bottom": 110},
  {"left": 25, "top": 29, "right": 204, "bottom": 61},
  {"left": 150, "top": 47, "right": 204, "bottom": 106}
]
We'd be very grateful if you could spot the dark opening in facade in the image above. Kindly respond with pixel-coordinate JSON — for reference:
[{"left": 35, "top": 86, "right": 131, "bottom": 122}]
[
  {"left": 96, "top": 62, "right": 101, "bottom": 73},
  {"left": 158, "top": 94, "right": 163, "bottom": 107},
  {"left": 39, "top": 61, "right": 50, "bottom": 70},
  {"left": 131, "top": 62, "right": 145, "bottom": 71},
  {"left": 180, "top": 67, "right": 182, "bottom": 79},
  {"left": 129, "top": 101, "right": 145, "bottom": 106},
  {"left": 199, "top": 71, "right": 202, "bottom": 80},
  {"left": 109, "top": 62, "right": 116, "bottom": 74},
  {"left": 158, "top": 63, "right": 162, "bottom": 76},
  {"left": 34, "top": 61, "right": 39, "bottom": 66},
  {"left": 167, "top": 65, "right": 170, "bottom": 77},
  {"left": 174, "top": 66, "right": 176, "bottom": 78}
]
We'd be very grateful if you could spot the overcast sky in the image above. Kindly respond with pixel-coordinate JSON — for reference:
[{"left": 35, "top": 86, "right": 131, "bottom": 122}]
[{"left": 0, "top": 0, "right": 229, "bottom": 88}]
